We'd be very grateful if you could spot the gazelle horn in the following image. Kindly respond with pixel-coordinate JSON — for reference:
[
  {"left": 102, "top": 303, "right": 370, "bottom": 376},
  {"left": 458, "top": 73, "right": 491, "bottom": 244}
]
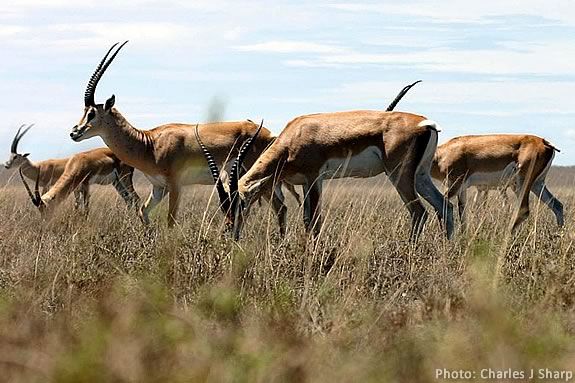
[
  {"left": 228, "top": 120, "right": 264, "bottom": 211},
  {"left": 385, "top": 80, "right": 422, "bottom": 112},
  {"left": 10, "top": 124, "right": 33, "bottom": 153},
  {"left": 84, "top": 41, "right": 128, "bottom": 107},
  {"left": 194, "top": 125, "right": 231, "bottom": 215},
  {"left": 19, "top": 168, "right": 43, "bottom": 209}
]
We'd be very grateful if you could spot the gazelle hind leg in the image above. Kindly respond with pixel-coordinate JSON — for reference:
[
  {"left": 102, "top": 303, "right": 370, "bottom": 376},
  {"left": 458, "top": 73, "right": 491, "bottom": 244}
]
[
  {"left": 414, "top": 128, "right": 454, "bottom": 239},
  {"left": 511, "top": 154, "right": 549, "bottom": 232},
  {"left": 392, "top": 177, "right": 429, "bottom": 242},
  {"left": 511, "top": 175, "right": 530, "bottom": 232},
  {"left": 531, "top": 180, "right": 564, "bottom": 227},
  {"left": 139, "top": 185, "right": 167, "bottom": 225}
]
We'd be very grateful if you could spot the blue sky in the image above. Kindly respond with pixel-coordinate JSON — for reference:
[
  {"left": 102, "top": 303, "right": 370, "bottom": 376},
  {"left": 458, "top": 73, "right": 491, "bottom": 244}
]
[{"left": 1, "top": 0, "right": 575, "bottom": 164}]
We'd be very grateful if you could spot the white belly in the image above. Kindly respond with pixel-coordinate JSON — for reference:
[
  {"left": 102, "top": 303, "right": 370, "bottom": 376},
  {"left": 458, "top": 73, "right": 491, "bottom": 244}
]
[
  {"left": 466, "top": 162, "right": 517, "bottom": 188},
  {"left": 320, "top": 146, "right": 385, "bottom": 179}
]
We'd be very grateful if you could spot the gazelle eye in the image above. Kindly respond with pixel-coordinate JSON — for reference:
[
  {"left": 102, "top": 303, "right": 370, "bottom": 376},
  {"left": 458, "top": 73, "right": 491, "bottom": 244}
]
[{"left": 87, "top": 110, "right": 96, "bottom": 121}]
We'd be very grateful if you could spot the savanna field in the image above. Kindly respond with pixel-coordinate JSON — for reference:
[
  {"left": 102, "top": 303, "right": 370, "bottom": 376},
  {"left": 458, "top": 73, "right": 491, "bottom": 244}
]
[{"left": 1, "top": 168, "right": 575, "bottom": 383}]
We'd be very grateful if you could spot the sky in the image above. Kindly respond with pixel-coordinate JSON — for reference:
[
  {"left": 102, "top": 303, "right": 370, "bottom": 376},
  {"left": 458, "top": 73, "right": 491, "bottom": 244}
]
[{"left": 1, "top": 0, "right": 575, "bottom": 165}]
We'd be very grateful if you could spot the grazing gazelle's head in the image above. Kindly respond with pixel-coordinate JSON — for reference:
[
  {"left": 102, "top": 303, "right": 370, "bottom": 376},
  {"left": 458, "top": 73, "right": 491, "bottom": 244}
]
[
  {"left": 5, "top": 124, "right": 33, "bottom": 169},
  {"left": 195, "top": 121, "right": 265, "bottom": 240},
  {"left": 70, "top": 41, "right": 128, "bottom": 142}
]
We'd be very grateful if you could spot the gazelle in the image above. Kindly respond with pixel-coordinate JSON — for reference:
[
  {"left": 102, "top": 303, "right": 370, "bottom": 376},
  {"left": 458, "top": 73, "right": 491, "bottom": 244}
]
[
  {"left": 431, "top": 134, "right": 564, "bottom": 231},
  {"left": 197, "top": 85, "right": 455, "bottom": 241},
  {"left": 5, "top": 124, "right": 68, "bottom": 194},
  {"left": 69, "top": 42, "right": 295, "bottom": 232},
  {"left": 20, "top": 147, "right": 139, "bottom": 214}
]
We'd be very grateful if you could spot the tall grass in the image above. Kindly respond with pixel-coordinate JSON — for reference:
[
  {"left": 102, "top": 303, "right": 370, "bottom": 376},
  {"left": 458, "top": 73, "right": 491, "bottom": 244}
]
[{"left": 0, "top": 179, "right": 574, "bottom": 382}]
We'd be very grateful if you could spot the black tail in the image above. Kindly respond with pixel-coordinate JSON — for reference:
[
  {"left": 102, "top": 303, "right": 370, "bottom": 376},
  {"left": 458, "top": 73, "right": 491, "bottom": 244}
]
[
  {"left": 543, "top": 139, "right": 560, "bottom": 152},
  {"left": 386, "top": 80, "right": 422, "bottom": 112}
]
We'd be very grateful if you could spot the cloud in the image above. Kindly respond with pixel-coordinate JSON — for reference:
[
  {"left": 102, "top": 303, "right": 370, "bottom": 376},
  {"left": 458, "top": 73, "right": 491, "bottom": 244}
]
[
  {"left": 236, "top": 40, "right": 347, "bottom": 54},
  {"left": 327, "top": 1, "right": 575, "bottom": 25},
  {"left": 283, "top": 41, "right": 575, "bottom": 76}
]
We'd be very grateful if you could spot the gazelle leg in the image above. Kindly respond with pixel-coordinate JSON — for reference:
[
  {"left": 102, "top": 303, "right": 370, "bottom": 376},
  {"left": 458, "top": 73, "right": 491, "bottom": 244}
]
[
  {"left": 456, "top": 185, "right": 468, "bottom": 228},
  {"left": 531, "top": 180, "right": 564, "bottom": 227},
  {"left": 445, "top": 176, "right": 464, "bottom": 228},
  {"left": 113, "top": 168, "right": 140, "bottom": 208},
  {"left": 73, "top": 190, "right": 82, "bottom": 210},
  {"left": 302, "top": 182, "right": 312, "bottom": 230},
  {"left": 391, "top": 173, "right": 429, "bottom": 241},
  {"left": 139, "top": 185, "right": 167, "bottom": 225},
  {"left": 167, "top": 183, "right": 180, "bottom": 228},
  {"left": 81, "top": 183, "right": 90, "bottom": 214},
  {"left": 511, "top": 174, "right": 531, "bottom": 232},
  {"left": 415, "top": 172, "right": 455, "bottom": 239},
  {"left": 284, "top": 183, "right": 301, "bottom": 206},
  {"left": 306, "top": 176, "right": 323, "bottom": 237},
  {"left": 264, "top": 185, "right": 288, "bottom": 237}
]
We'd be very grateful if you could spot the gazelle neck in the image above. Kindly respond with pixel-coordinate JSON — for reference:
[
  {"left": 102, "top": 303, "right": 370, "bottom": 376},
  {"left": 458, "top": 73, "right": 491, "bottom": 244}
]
[
  {"left": 239, "top": 145, "right": 286, "bottom": 195},
  {"left": 100, "top": 109, "right": 155, "bottom": 169},
  {"left": 19, "top": 158, "right": 39, "bottom": 180}
]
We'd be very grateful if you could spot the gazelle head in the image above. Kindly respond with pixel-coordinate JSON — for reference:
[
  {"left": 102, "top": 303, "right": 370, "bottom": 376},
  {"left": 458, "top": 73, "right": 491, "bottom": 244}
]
[
  {"left": 70, "top": 41, "right": 128, "bottom": 142},
  {"left": 5, "top": 124, "right": 33, "bottom": 169},
  {"left": 19, "top": 168, "right": 46, "bottom": 214},
  {"left": 195, "top": 121, "right": 265, "bottom": 240}
]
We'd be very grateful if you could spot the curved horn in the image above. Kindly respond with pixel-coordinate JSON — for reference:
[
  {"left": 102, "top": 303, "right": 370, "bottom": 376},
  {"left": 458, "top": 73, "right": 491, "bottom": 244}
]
[
  {"left": 19, "top": 168, "right": 43, "bottom": 208},
  {"left": 228, "top": 120, "right": 264, "bottom": 206},
  {"left": 194, "top": 125, "right": 231, "bottom": 214},
  {"left": 10, "top": 124, "right": 33, "bottom": 154},
  {"left": 385, "top": 80, "right": 422, "bottom": 112},
  {"left": 84, "top": 41, "right": 128, "bottom": 107}
]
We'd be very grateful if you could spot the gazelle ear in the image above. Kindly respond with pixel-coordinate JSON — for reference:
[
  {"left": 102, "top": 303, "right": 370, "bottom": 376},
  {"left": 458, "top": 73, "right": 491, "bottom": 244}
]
[
  {"left": 105, "top": 95, "right": 116, "bottom": 111},
  {"left": 22, "top": 153, "right": 30, "bottom": 158}
]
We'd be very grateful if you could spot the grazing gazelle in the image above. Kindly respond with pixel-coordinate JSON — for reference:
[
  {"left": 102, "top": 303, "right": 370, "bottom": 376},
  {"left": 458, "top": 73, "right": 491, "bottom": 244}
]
[
  {"left": 197, "top": 88, "right": 454, "bottom": 241},
  {"left": 20, "top": 147, "right": 139, "bottom": 214},
  {"left": 431, "top": 134, "right": 564, "bottom": 231},
  {"left": 69, "top": 41, "right": 294, "bottom": 233}
]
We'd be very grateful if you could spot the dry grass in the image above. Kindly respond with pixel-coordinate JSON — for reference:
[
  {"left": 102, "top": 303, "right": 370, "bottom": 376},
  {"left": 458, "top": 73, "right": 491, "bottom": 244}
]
[{"left": 1, "top": 177, "right": 575, "bottom": 382}]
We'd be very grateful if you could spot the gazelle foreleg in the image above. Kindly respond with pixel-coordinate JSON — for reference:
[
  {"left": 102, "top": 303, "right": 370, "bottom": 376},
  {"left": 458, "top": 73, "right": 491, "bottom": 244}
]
[
  {"left": 77, "top": 182, "right": 90, "bottom": 214},
  {"left": 73, "top": 190, "right": 82, "bottom": 210},
  {"left": 139, "top": 185, "right": 168, "bottom": 225},
  {"left": 456, "top": 184, "right": 468, "bottom": 228},
  {"left": 284, "top": 182, "right": 301, "bottom": 206},
  {"left": 167, "top": 183, "right": 180, "bottom": 228},
  {"left": 113, "top": 167, "right": 140, "bottom": 208},
  {"left": 262, "top": 185, "right": 288, "bottom": 237},
  {"left": 302, "top": 182, "right": 312, "bottom": 230},
  {"left": 304, "top": 175, "right": 323, "bottom": 237}
]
